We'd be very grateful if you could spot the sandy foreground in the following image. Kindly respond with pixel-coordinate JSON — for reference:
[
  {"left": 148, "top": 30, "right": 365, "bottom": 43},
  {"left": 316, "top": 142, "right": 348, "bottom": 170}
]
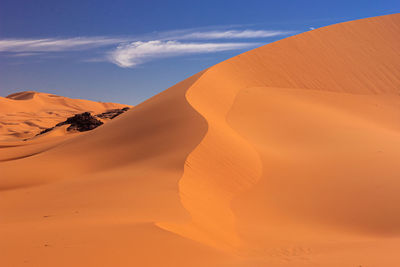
[{"left": 1, "top": 14, "right": 400, "bottom": 266}]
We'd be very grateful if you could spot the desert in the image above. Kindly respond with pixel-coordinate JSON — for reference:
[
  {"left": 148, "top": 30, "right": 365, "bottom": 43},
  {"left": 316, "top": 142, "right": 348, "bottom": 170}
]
[{"left": 1, "top": 12, "right": 400, "bottom": 267}]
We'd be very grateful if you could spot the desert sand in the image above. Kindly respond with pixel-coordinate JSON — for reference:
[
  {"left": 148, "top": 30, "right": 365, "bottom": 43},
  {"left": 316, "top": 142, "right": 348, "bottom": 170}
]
[{"left": 1, "top": 14, "right": 400, "bottom": 266}]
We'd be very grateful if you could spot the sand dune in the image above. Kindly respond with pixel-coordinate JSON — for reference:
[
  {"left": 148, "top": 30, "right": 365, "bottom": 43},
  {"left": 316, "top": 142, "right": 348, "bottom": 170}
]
[
  {"left": 0, "top": 91, "right": 129, "bottom": 141},
  {"left": 1, "top": 14, "right": 400, "bottom": 266}
]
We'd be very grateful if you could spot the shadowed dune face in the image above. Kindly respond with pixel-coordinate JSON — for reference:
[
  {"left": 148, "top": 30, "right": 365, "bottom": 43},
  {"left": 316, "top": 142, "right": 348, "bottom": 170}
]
[
  {"left": 6, "top": 91, "right": 37, "bottom": 100},
  {"left": 0, "top": 70, "right": 207, "bottom": 195},
  {"left": 228, "top": 88, "right": 400, "bottom": 235},
  {"left": 1, "top": 14, "right": 400, "bottom": 267}
]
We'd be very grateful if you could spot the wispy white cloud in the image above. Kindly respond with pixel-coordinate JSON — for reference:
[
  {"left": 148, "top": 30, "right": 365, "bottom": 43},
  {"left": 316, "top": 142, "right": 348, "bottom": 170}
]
[
  {"left": 109, "top": 40, "right": 259, "bottom": 68},
  {"left": 6, "top": 52, "right": 42, "bottom": 57},
  {"left": 174, "top": 29, "right": 294, "bottom": 40},
  {"left": 0, "top": 27, "right": 295, "bottom": 67},
  {"left": 0, "top": 37, "right": 126, "bottom": 52}
]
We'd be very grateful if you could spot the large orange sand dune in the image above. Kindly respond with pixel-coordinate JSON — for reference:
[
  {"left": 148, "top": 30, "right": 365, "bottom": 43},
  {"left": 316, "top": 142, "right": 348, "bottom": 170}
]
[{"left": 1, "top": 14, "right": 400, "bottom": 266}]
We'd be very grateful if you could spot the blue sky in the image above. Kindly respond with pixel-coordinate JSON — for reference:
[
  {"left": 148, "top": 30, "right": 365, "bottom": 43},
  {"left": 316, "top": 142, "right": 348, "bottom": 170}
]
[{"left": 0, "top": 0, "right": 399, "bottom": 105}]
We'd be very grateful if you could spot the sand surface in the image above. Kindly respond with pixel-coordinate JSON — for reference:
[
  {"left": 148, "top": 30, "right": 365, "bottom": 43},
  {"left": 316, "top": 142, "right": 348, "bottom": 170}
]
[{"left": 1, "top": 14, "right": 400, "bottom": 266}]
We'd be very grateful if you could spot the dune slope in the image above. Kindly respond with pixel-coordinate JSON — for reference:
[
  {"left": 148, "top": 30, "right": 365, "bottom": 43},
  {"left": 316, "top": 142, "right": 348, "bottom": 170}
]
[{"left": 1, "top": 14, "right": 400, "bottom": 266}]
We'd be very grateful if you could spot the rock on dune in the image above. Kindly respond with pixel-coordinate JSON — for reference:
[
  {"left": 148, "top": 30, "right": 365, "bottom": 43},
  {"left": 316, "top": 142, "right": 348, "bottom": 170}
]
[{"left": 36, "top": 108, "right": 131, "bottom": 137}]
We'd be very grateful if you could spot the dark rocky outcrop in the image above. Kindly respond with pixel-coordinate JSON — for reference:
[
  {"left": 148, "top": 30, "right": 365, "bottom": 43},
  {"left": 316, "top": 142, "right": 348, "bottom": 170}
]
[
  {"left": 56, "top": 112, "right": 103, "bottom": 132},
  {"left": 37, "top": 112, "right": 103, "bottom": 136},
  {"left": 96, "top": 107, "right": 130, "bottom": 119},
  {"left": 35, "top": 107, "right": 130, "bottom": 137},
  {"left": 38, "top": 127, "right": 54, "bottom": 135}
]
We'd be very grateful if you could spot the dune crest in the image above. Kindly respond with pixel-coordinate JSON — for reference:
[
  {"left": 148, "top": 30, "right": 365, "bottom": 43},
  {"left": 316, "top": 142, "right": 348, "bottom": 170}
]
[{"left": 159, "top": 67, "right": 263, "bottom": 250}]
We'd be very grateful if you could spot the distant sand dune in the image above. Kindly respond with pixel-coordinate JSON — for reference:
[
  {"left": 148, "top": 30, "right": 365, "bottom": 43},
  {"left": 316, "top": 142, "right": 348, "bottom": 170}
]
[
  {"left": 0, "top": 91, "right": 129, "bottom": 141},
  {"left": 1, "top": 14, "right": 400, "bottom": 266}
]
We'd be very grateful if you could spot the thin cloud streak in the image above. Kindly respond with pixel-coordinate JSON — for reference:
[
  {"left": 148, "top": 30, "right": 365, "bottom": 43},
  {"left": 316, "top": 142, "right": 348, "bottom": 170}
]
[
  {"left": 110, "top": 40, "right": 259, "bottom": 68},
  {"left": 0, "top": 37, "right": 126, "bottom": 52},
  {"left": 174, "top": 29, "right": 294, "bottom": 39}
]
